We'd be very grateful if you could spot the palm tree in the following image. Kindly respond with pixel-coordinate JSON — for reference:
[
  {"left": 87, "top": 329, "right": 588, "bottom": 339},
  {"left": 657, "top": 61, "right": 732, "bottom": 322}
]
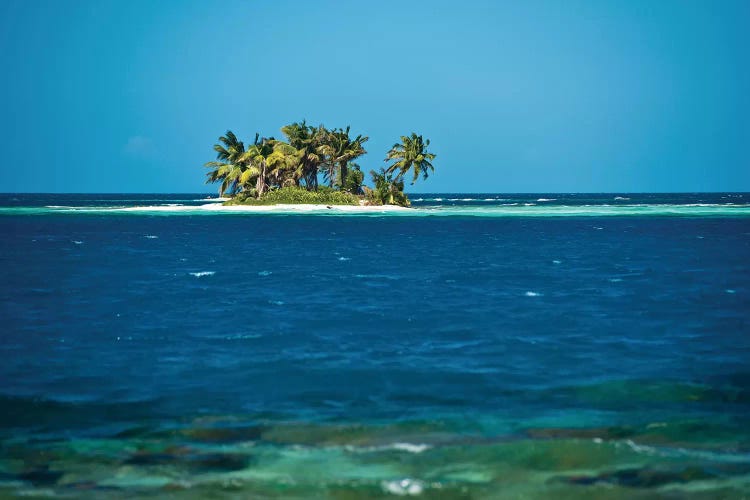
[
  {"left": 240, "top": 136, "right": 276, "bottom": 197},
  {"left": 281, "top": 121, "right": 327, "bottom": 191},
  {"left": 384, "top": 133, "right": 436, "bottom": 185},
  {"left": 320, "top": 126, "right": 368, "bottom": 191},
  {"left": 241, "top": 137, "right": 304, "bottom": 196},
  {"left": 204, "top": 130, "right": 249, "bottom": 196},
  {"left": 264, "top": 140, "right": 303, "bottom": 188}
]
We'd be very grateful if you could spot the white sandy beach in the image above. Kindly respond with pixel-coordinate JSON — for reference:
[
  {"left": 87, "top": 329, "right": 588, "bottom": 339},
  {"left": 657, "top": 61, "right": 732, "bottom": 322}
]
[{"left": 120, "top": 203, "right": 413, "bottom": 213}]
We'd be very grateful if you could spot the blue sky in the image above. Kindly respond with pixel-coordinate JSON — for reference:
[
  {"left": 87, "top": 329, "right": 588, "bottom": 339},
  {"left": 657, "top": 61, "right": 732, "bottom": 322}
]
[{"left": 0, "top": 0, "right": 747, "bottom": 193}]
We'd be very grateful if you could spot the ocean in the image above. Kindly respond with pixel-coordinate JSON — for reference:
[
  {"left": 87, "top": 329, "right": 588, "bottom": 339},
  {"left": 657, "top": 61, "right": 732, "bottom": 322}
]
[{"left": 1, "top": 193, "right": 749, "bottom": 498}]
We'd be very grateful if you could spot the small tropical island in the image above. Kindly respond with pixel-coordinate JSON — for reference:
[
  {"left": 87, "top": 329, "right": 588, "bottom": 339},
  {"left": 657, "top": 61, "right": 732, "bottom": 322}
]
[{"left": 204, "top": 121, "right": 436, "bottom": 208}]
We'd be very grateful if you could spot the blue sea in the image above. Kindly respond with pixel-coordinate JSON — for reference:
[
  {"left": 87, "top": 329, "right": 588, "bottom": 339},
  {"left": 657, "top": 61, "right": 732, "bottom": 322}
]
[{"left": 1, "top": 193, "right": 749, "bottom": 498}]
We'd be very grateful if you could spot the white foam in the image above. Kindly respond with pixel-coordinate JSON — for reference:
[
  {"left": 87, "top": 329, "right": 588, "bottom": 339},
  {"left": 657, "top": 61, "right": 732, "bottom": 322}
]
[
  {"left": 382, "top": 479, "right": 424, "bottom": 496},
  {"left": 536, "top": 198, "right": 556, "bottom": 202},
  {"left": 391, "top": 443, "right": 431, "bottom": 453},
  {"left": 225, "top": 333, "right": 262, "bottom": 340},
  {"left": 189, "top": 271, "right": 215, "bottom": 277},
  {"left": 621, "top": 439, "right": 750, "bottom": 463},
  {"left": 119, "top": 203, "right": 412, "bottom": 213},
  {"left": 258, "top": 270, "right": 272, "bottom": 276},
  {"left": 144, "top": 235, "right": 158, "bottom": 239},
  {"left": 552, "top": 260, "right": 561, "bottom": 264},
  {"left": 71, "top": 240, "right": 83, "bottom": 245},
  {"left": 525, "top": 291, "right": 542, "bottom": 297},
  {"left": 338, "top": 257, "right": 351, "bottom": 261},
  {"left": 726, "top": 289, "right": 736, "bottom": 294},
  {"left": 346, "top": 442, "right": 432, "bottom": 454},
  {"left": 614, "top": 196, "right": 630, "bottom": 200}
]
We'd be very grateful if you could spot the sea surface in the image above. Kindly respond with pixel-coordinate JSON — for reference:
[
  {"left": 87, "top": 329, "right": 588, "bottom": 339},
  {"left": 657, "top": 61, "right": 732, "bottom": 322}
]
[{"left": 1, "top": 193, "right": 749, "bottom": 498}]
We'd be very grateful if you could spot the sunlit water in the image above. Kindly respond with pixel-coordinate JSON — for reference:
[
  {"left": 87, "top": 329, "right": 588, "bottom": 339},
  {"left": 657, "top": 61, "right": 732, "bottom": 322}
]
[{"left": 1, "top": 193, "right": 749, "bottom": 498}]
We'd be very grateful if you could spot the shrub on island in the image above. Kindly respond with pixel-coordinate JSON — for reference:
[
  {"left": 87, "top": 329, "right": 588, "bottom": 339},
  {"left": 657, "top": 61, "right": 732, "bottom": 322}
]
[{"left": 224, "top": 186, "right": 360, "bottom": 206}]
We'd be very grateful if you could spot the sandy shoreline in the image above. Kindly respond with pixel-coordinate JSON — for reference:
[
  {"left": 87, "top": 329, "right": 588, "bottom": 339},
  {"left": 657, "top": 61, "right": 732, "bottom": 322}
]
[{"left": 120, "top": 203, "right": 413, "bottom": 213}]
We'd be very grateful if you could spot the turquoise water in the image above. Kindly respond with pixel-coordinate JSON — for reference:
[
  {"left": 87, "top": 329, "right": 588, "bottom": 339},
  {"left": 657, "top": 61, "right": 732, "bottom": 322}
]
[{"left": 1, "top": 193, "right": 749, "bottom": 498}]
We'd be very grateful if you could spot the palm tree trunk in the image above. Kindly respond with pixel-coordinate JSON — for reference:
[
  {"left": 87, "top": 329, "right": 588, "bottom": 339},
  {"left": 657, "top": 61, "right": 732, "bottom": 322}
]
[
  {"left": 256, "top": 161, "right": 267, "bottom": 197},
  {"left": 339, "top": 161, "right": 348, "bottom": 191}
]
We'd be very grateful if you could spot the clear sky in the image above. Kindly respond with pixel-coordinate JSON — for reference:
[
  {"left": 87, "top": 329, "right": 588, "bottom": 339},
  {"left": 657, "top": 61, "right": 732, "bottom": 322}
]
[{"left": 0, "top": 0, "right": 748, "bottom": 193}]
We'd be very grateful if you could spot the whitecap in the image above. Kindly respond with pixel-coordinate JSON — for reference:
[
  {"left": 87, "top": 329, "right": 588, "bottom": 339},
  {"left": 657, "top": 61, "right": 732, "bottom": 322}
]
[
  {"left": 552, "top": 260, "right": 561, "bottom": 264},
  {"left": 536, "top": 198, "right": 556, "bottom": 202},
  {"left": 144, "top": 235, "right": 158, "bottom": 239},
  {"left": 525, "top": 291, "right": 542, "bottom": 297},
  {"left": 726, "top": 289, "right": 736, "bottom": 294},
  {"left": 258, "top": 270, "right": 272, "bottom": 276},
  {"left": 614, "top": 196, "right": 630, "bottom": 200},
  {"left": 189, "top": 271, "right": 215, "bottom": 277},
  {"left": 347, "top": 442, "right": 432, "bottom": 454},
  {"left": 391, "top": 443, "right": 431, "bottom": 453},
  {"left": 225, "top": 333, "right": 262, "bottom": 340},
  {"left": 71, "top": 240, "right": 83, "bottom": 245},
  {"left": 338, "top": 257, "right": 350, "bottom": 261},
  {"left": 382, "top": 478, "right": 424, "bottom": 496}
]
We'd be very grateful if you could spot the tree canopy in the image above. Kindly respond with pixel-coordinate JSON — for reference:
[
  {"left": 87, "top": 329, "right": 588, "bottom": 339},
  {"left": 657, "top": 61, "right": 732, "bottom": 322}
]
[{"left": 204, "top": 123, "right": 435, "bottom": 207}]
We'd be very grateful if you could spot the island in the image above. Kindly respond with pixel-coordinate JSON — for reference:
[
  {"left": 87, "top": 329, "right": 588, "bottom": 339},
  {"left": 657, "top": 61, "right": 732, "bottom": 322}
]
[{"left": 204, "top": 121, "right": 436, "bottom": 208}]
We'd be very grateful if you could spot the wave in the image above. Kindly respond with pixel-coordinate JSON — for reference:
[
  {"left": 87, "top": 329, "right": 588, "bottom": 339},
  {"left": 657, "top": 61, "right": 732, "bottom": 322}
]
[
  {"left": 346, "top": 442, "right": 432, "bottom": 454},
  {"left": 189, "top": 271, "right": 215, "bottom": 277}
]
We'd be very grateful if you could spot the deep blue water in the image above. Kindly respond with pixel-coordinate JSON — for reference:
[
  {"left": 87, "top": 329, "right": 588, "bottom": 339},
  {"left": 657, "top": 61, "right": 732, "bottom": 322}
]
[{"left": 1, "top": 193, "right": 749, "bottom": 497}]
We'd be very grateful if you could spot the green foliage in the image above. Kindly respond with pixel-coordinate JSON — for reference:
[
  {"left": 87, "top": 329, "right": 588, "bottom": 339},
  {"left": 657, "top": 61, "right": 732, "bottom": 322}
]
[
  {"left": 225, "top": 186, "right": 360, "bottom": 206},
  {"left": 366, "top": 168, "right": 410, "bottom": 207},
  {"left": 385, "top": 133, "right": 436, "bottom": 185},
  {"left": 342, "top": 166, "right": 365, "bottom": 194},
  {"left": 319, "top": 126, "right": 369, "bottom": 189},
  {"left": 204, "top": 130, "right": 249, "bottom": 196},
  {"left": 280, "top": 121, "right": 327, "bottom": 191},
  {"left": 205, "top": 125, "right": 435, "bottom": 205}
]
